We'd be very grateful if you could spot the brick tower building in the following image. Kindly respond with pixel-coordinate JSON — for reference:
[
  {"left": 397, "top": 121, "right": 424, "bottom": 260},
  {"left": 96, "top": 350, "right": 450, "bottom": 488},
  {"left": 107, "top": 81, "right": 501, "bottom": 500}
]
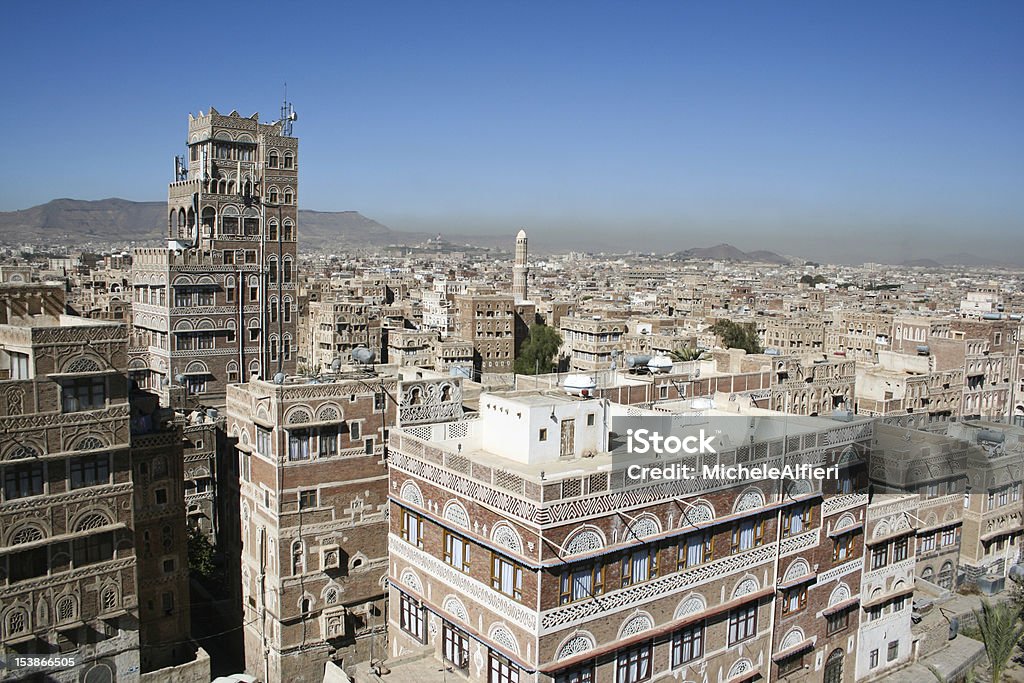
[{"left": 132, "top": 105, "right": 299, "bottom": 406}]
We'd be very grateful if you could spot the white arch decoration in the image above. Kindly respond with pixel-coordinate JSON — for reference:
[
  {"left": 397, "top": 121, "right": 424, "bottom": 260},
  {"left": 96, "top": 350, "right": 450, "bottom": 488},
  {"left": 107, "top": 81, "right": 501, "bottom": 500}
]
[
  {"left": 443, "top": 595, "right": 469, "bottom": 623},
  {"left": 834, "top": 512, "right": 857, "bottom": 533},
  {"left": 780, "top": 627, "right": 805, "bottom": 651},
  {"left": 563, "top": 526, "right": 605, "bottom": 556},
  {"left": 734, "top": 488, "right": 765, "bottom": 513},
  {"left": 732, "top": 576, "right": 760, "bottom": 599},
  {"left": 618, "top": 612, "right": 654, "bottom": 639},
  {"left": 400, "top": 481, "right": 424, "bottom": 507},
  {"left": 489, "top": 624, "right": 519, "bottom": 655},
  {"left": 557, "top": 632, "right": 596, "bottom": 660},
  {"left": 828, "top": 582, "right": 851, "bottom": 607},
  {"left": 491, "top": 523, "right": 523, "bottom": 554},
  {"left": 399, "top": 569, "right": 422, "bottom": 593},
  {"left": 442, "top": 500, "right": 471, "bottom": 530},
  {"left": 783, "top": 558, "right": 811, "bottom": 583},
  {"left": 682, "top": 500, "right": 715, "bottom": 525},
  {"left": 673, "top": 593, "right": 706, "bottom": 620},
  {"left": 626, "top": 514, "right": 661, "bottom": 539},
  {"left": 728, "top": 659, "right": 754, "bottom": 679}
]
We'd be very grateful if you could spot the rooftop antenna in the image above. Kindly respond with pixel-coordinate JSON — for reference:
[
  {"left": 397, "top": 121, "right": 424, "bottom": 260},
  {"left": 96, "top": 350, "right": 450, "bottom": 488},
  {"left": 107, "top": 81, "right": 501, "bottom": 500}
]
[{"left": 280, "top": 83, "right": 298, "bottom": 137}]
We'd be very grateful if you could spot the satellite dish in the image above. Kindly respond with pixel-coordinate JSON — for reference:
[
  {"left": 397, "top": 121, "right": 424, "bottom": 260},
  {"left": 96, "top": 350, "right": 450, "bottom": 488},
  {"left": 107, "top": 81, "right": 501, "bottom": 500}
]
[{"left": 273, "top": 372, "right": 286, "bottom": 384}]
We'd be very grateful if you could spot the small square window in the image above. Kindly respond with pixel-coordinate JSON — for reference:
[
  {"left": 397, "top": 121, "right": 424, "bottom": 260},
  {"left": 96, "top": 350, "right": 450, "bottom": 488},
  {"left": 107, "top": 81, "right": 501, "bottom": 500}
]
[
  {"left": 155, "top": 488, "right": 168, "bottom": 505},
  {"left": 162, "top": 558, "right": 175, "bottom": 574},
  {"left": 299, "top": 489, "right": 318, "bottom": 509},
  {"left": 539, "top": 428, "right": 548, "bottom": 441},
  {"left": 587, "top": 413, "right": 595, "bottom": 426}
]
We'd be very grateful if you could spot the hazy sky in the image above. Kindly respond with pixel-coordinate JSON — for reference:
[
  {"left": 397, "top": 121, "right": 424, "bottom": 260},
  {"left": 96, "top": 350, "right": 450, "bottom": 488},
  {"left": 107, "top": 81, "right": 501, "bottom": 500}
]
[{"left": 1, "top": 1, "right": 1021, "bottom": 261}]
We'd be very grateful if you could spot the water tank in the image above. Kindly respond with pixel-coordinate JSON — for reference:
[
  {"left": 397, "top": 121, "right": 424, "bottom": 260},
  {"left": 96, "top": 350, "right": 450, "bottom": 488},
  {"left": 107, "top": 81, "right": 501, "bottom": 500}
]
[
  {"left": 205, "top": 407, "right": 219, "bottom": 421},
  {"left": 352, "top": 347, "right": 376, "bottom": 364},
  {"left": 690, "top": 398, "right": 714, "bottom": 411},
  {"left": 624, "top": 354, "right": 652, "bottom": 370},
  {"left": 978, "top": 429, "right": 1005, "bottom": 443},
  {"left": 647, "top": 355, "right": 673, "bottom": 373},
  {"left": 562, "top": 374, "right": 597, "bottom": 397}
]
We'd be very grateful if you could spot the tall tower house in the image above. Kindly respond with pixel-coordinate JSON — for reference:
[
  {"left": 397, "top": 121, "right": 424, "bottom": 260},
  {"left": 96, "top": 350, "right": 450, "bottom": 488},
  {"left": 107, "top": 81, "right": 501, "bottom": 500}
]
[
  {"left": 512, "top": 228, "right": 529, "bottom": 303},
  {"left": 132, "top": 104, "right": 299, "bottom": 406}
]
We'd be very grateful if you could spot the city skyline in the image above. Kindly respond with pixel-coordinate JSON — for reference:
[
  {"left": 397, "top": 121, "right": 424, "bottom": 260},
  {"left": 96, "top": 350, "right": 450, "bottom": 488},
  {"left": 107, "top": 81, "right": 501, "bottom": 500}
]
[{"left": 1, "top": 1, "right": 1022, "bottom": 263}]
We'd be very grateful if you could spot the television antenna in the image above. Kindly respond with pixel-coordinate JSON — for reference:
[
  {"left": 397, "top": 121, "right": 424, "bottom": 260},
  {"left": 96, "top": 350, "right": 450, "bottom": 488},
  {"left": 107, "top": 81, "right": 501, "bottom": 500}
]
[{"left": 280, "top": 83, "right": 298, "bottom": 137}]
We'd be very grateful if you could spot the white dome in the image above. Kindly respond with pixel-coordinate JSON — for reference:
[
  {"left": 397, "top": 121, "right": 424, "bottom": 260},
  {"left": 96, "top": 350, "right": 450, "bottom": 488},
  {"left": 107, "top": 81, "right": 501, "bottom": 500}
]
[{"left": 516, "top": 229, "right": 527, "bottom": 239}]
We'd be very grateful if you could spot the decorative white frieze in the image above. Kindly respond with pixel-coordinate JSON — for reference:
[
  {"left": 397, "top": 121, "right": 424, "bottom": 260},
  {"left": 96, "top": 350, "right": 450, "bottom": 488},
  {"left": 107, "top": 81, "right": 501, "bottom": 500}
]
[
  {"left": 779, "top": 529, "right": 820, "bottom": 557},
  {"left": 389, "top": 535, "right": 538, "bottom": 631},
  {"left": 540, "top": 543, "right": 777, "bottom": 633},
  {"left": 822, "top": 493, "right": 869, "bottom": 517},
  {"left": 817, "top": 558, "right": 862, "bottom": 584}
]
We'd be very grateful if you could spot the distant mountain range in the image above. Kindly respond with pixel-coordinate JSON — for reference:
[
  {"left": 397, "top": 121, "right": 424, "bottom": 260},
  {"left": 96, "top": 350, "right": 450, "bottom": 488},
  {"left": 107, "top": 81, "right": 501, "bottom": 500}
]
[
  {"left": 0, "top": 198, "right": 425, "bottom": 249},
  {"left": 1, "top": 199, "right": 1014, "bottom": 267},
  {"left": 668, "top": 243, "right": 792, "bottom": 264}
]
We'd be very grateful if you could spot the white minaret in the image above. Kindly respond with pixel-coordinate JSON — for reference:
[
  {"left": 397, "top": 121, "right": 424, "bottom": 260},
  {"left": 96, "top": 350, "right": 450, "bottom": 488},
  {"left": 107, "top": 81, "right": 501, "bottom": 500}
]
[{"left": 513, "top": 228, "right": 529, "bottom": 302}]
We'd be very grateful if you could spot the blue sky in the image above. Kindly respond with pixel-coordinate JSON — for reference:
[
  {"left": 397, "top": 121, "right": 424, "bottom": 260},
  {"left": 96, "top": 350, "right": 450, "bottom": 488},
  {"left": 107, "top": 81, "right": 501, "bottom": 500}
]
[{"left": 1, "top": 1, "right": 1021, "bottom": 260}]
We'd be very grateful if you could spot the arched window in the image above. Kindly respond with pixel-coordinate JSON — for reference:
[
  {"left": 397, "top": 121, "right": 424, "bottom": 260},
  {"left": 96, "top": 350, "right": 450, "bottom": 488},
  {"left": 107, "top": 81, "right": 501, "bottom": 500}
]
[
  {"left": 284, "top": 189, "right": 293, "bottom": 204},
  {"left": 268, "top": 151, "right": 279, "bottom": 168},
  {"left": 283, "top": 296, "right": 293, "bottom": 323},
  {"left": 269, "top": 297, "right": 279, "bottom": 323},
  {"left": 938, "top": 561, "right": 953, "bottom": 589},
  {"left": 221, "top": 206, "right": 240, "bottom": 235},
  {"left": 283, "top": 220, "right": 294, "bottom": 241},
  {"left": 268, "top": 187, "right": 279, "bottom": 204},
  {"left": 283, "top": 256, "right": 293, "bottom": 283},
  {"left": 225, "top": 275, "right": 236, "bottom": 303},
  {"left": 823, "top": 649, "right": 844, "bottom": 683},
  {"left": 301, "top": 597, "right": 311, "bottom": 613},
  {"left": 56, "top": 595, "right": 76, "bottom": 623},
  {"left": 226, "top": 361, "right": 239, "bottom": 383},
  {"left": 248, "top": 318, "right": 261, "bottom": 343},
  {"left": 6, "top": 608, "right": 28, "bottom": 636},
  {"left": 284, "top": 151, "right": 294, "bottom": 169},
  {"left": 268, "top": 219, "right": 278, "bottom": 241},
  {"left": 283, "top": 334, "right": 292, "bottom": 361},
  {"left": 248, "top": 276, "right": 259, "bottom": 302},
  {"left": 101, "top": 586, "right": 118, "bottom": 612},
  {"left": 268, "top": 257, "right": 279, "bottom": 284},
  {"left": 201, "top": 206, "right": 216, "bottom": 232},
  {"left": 292, "top": 541, "right": 304, "bottom": 576},
  {"left": 270, "top": 335, "right": 280, "bottom": 361}
]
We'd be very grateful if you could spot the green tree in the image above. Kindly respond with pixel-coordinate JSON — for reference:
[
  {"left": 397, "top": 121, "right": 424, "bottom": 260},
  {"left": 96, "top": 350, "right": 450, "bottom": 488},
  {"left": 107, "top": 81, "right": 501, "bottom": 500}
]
[
  {"left": 187, "top": 525, "right": 216, "bottom": 580},
  {"left": 514, "top": 323, "right": 563, "bottom": 375},
  {"left": 974, "top": 597, "right": 1024, "bottom": 683},
  {"left": 669, "top": 346, "right": 704, "bottom": 362},
  {"left": 710, "top": 320, "right": 764, "bottom": 354}
]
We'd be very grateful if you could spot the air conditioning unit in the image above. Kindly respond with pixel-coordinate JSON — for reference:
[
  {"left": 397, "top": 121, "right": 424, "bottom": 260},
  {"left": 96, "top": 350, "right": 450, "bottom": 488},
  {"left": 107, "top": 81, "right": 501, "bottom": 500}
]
[{"left": 321, "top": 544, "right": 341, "bottom": 570}]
